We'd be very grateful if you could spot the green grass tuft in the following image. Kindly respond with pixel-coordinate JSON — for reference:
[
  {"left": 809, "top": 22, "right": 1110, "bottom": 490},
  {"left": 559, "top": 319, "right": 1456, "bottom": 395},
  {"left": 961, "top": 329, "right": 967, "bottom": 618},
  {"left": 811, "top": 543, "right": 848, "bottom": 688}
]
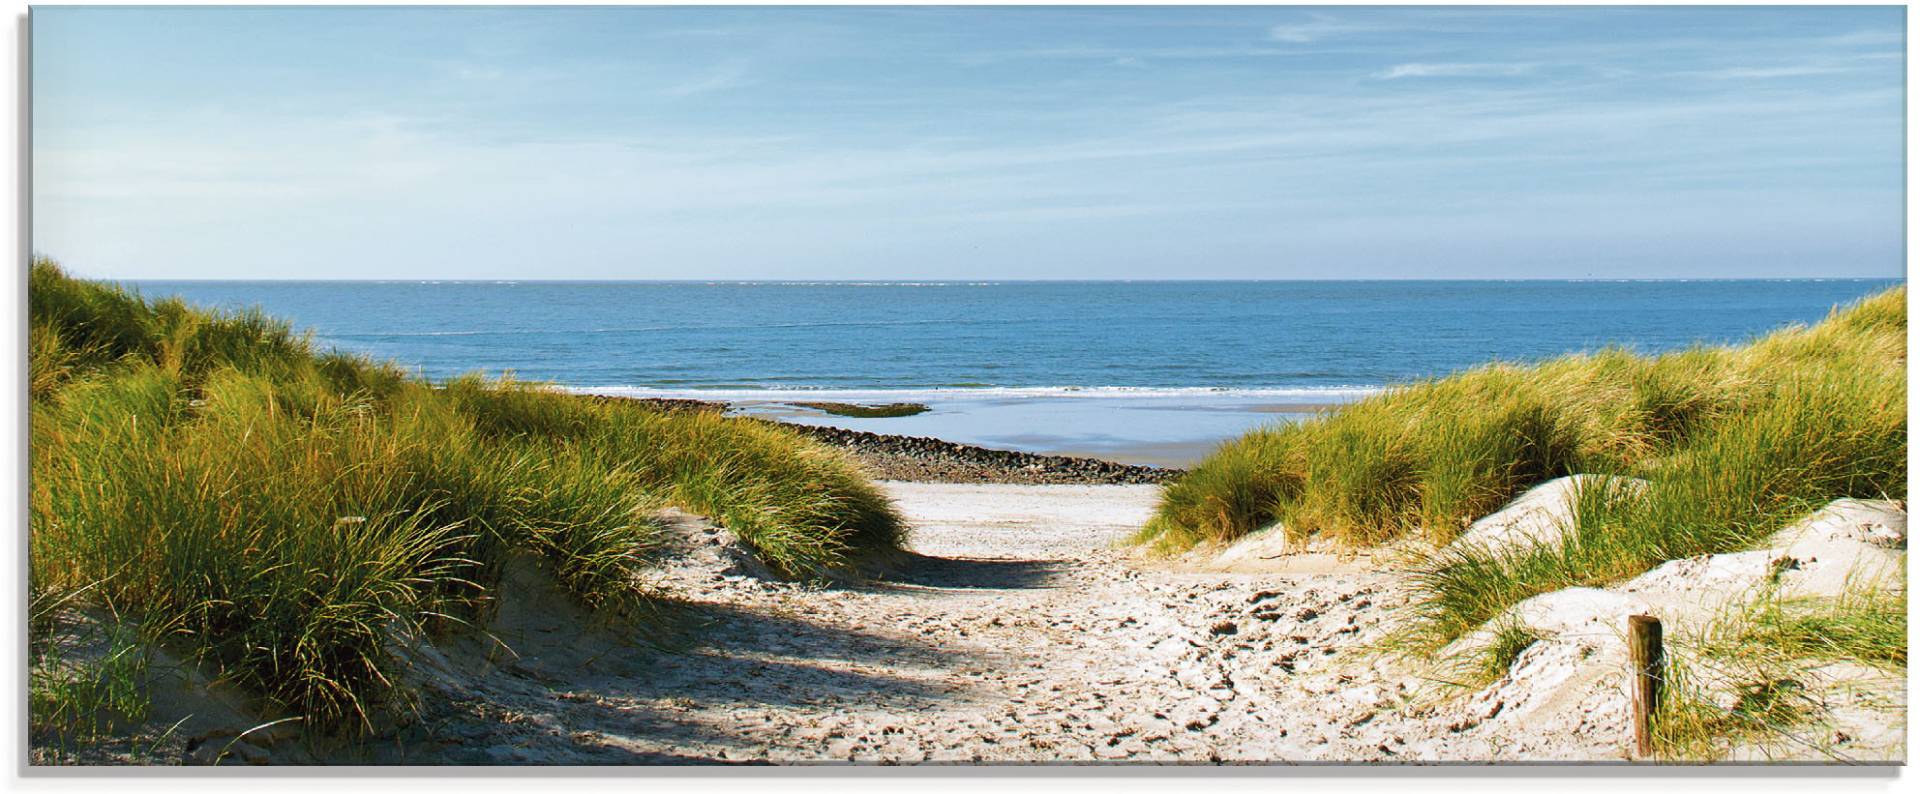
[
  {"left": 1140, "top": 286, "right": 1904, "bottom": 558},
  {"left": 29, "top": 257, "right": 906, "bottom": 736},
  {"left": 30, "top": 613, "right": 154, "bottom": 746},
  {"left": 1702, "top": 582, "right": 1908, "bottom": 671},
  {"left": 1481, "top": 620, "right": 1545, "bottom": 682},
  {"left": 1649, "top": 578, "right": 1904, "bottom": 761},
  {"left": 1143, "top": 286, "right": 1904, "bottom": 657}
]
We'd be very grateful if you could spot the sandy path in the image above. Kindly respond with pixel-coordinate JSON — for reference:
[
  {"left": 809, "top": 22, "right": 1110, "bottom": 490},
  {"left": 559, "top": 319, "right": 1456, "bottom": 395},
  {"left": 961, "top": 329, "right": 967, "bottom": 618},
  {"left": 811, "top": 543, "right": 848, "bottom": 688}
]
[{"left": 361, "top": 482, "right": 1420, "bottom": 764}]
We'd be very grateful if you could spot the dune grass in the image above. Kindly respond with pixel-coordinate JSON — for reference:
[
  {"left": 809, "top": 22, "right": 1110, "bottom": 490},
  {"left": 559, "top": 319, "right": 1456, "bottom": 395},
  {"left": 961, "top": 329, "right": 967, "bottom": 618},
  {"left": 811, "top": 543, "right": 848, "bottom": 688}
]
[
  {"left": 1649, "top": 576, "right": 1906, "bottom": 761},
  {"left": 1648, "top": 659, "right": 1815, "bottom": 762},
  {"left": 1479, "top": 619, "right": 1547, "bottom": 684},
  {"left": 28, "top": 258, "right": 904, "bottom": 735},
  {"left": 1701, "top": 580, "right": 1908, "bottom": 671},
  {"left": 29, "top": 608, "right": 154, "bottom": 750},
  {"left": 1139, "top": 286, "right": 1905, "bottom": 654}
]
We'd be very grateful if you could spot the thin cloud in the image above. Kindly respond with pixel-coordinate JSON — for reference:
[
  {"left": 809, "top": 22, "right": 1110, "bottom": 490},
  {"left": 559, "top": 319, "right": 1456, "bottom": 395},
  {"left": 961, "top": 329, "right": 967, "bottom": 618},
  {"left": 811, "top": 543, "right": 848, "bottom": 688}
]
[
  {"left": 662, "top": 61, "right": 753, "bottom": 97},
  {"left": 29, "top": 5, "right": 1906, "bottom": 279},
  {"left": 1269, "top": 9, "right": 1509, "bottom": 44},
  {"left": 1269, "top": 14, "right": 1374, "bottom": 44},
  {"left": 1376, "top": 62, "right": 1537, "bottom": 80},
  {"left": 957, "top": 46, "right": 1302, "bottom": 64},
  {"left": 1696, "top": 65, "right": 1857, "bottom": 80}
]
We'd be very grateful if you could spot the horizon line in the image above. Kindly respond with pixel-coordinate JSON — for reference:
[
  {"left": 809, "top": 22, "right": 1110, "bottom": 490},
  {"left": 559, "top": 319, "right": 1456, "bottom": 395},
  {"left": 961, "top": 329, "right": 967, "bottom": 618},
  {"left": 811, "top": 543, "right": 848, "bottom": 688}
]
[{"left": 108, "top": 276, "right": 1908, "bottom": 284}]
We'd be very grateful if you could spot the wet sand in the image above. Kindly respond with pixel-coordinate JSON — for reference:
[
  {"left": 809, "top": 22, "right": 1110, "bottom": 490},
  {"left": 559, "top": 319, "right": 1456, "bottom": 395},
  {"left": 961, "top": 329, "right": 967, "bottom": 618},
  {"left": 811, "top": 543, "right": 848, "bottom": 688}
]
[{"left": 742, "top": 396, "right": 1350, "bottom": 468}]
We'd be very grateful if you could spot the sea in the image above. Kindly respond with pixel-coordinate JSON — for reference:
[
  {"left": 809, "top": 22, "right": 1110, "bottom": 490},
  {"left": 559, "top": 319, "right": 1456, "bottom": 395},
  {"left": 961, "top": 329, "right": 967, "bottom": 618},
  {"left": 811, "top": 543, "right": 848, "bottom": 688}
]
[{"left": 129, "top": 279, "right": 1902, "bottom": 467}]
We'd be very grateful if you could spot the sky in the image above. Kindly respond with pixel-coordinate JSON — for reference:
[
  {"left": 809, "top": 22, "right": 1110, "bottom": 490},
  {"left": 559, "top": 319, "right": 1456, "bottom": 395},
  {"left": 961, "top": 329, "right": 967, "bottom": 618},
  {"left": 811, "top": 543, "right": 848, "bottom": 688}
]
[{"left": 31, "top": 6, "right": 1909, "bottom": 280}]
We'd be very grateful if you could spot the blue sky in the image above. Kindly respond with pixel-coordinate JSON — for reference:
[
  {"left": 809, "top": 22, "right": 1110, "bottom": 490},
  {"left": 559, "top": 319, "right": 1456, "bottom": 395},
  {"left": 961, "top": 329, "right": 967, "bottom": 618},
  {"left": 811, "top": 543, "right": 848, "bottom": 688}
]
[{"left": 32, "top": 6, "right": 1907, "bottom": 280}]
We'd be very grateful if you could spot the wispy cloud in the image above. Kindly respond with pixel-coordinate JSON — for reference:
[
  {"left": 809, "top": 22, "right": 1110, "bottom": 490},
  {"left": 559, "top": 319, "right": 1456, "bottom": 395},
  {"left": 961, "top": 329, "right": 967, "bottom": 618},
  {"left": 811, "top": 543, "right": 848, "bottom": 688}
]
[
  {"left": 662, "top": 60, "right": 753, "bottom": 97},
  {"left": 1268, "top": 9, "right": 1514, "bottom": 44},
  {"left": 956, "top": 46, "right": 1300, "bottom": 65},
  {"left": 445, "top": 63, "right": 505, "bottom": 82},
  {"left": 1376, "top": 62, "right": 1537, "bottom": 80},
  {"left": 1695, "top": 65, "right": 1857, "bottom": 80},
  {"left": 1269, "top": 14, "right": 1375, "bottom": 44},
  {"left": 29, "top": 5, "right": 1907, "bottom": 279}
]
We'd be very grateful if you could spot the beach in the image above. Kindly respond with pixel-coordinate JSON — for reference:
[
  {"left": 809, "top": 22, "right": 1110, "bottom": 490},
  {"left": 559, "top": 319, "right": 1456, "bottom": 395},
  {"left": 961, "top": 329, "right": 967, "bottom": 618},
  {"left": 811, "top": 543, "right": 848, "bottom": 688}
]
[
  {"left": 233, "top": 480, "right": 1895, "bottom": 765},
  {"left": 25, "top": 3, "right": 1913, "bottom": 774},
  {"left": 28, "top": 272, "right": 1908, "bottom": 766},
  {"left": 333, "top": 480, "right": 1409, "bottom": 764}
]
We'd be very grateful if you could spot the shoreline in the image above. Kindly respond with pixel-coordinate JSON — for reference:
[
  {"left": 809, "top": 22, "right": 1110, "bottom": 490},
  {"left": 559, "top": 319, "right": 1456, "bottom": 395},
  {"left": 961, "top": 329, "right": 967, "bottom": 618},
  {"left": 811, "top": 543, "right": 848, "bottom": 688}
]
[
  {"left": 587, "top": 394, "right": 1183, "bottom": 485},
  {"left": 782, "top": 422, "right": 1182, "bottom": 485},
  {"left": 31, "top": 265, "right": 1907, "bottom": 766}
]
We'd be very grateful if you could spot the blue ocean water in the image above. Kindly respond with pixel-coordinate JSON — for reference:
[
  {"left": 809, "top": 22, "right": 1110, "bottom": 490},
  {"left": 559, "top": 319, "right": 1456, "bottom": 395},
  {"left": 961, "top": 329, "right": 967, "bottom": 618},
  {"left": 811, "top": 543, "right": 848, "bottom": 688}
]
[
  {"left": 129, "top": 279, "right": 1903, "bottom": 464},
  {"left": 131, "top": 280, "right": 1899, "bottom": 391}
]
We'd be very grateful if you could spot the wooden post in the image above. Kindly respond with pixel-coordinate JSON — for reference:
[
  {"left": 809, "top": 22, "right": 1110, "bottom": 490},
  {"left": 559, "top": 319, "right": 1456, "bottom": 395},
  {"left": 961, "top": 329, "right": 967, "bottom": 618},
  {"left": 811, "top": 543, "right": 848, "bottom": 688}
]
[{"left": 1628, "top": 614, "right": 1664, "bottom": 759}]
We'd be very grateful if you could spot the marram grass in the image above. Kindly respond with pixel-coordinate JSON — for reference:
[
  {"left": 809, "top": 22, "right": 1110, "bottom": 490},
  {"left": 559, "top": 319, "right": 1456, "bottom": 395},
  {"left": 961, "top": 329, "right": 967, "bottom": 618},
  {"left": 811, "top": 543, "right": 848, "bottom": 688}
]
[
  {"left": 1650, "top": 576, "right": 1905, "bottom": 761},
  {"left": 28, "top": 258, "right": 904, "bottom": 734},
  {"left": 1139, "top": 286, "right": 1905, "bottom": 655}
]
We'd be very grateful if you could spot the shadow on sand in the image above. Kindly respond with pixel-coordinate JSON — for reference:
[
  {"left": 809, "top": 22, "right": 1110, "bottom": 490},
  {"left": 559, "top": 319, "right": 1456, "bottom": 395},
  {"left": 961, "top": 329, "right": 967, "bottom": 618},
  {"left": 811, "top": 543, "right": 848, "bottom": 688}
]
[
  {"left": 350, "top": 549, "right": 1055, "bottom": 763},
  {"left": 876, "top": 552, "right": 1073, "bottom": 591}
]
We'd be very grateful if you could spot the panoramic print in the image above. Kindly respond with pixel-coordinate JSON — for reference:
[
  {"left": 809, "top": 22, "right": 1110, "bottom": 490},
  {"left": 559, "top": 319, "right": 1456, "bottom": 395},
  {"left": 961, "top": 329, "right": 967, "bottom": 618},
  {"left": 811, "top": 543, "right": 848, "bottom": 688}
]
[{"left": 26, "top": 5, "right": 1908, "bottom": 765}]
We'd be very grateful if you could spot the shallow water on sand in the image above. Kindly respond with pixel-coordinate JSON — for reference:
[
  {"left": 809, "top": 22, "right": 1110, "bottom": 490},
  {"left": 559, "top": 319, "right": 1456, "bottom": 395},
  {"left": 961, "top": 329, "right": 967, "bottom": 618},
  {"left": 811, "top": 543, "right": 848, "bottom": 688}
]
[{"left": 715, "top": 390, "right": 1343, "bottom": 467}]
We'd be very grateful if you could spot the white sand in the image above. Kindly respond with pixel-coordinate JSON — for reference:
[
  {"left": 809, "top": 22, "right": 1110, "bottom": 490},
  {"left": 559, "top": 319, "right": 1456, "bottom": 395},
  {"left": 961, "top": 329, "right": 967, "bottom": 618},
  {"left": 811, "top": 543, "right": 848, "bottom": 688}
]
[
  {"left": 142, "top": 481, "right": 1902, "bottom": 765},
  {"left": 335, "top": 481, "right": 1421, "bottom": 763},
  {"left": 881, "top": 481, "right": 1161, "bottom": 558}
]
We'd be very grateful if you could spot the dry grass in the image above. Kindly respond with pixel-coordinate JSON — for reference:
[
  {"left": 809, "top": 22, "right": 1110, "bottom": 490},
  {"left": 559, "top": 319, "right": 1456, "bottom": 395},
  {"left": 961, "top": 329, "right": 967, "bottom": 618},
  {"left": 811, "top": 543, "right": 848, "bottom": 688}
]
[
  {"left": 1138, "top": 287, "right": 1903, "bottom": 556},
  {"left": 28, "top": 258, "right": 905, "bottom": 735},
  {"left": 1139, "top": 287, "right": 1904, "bottom": 659}
]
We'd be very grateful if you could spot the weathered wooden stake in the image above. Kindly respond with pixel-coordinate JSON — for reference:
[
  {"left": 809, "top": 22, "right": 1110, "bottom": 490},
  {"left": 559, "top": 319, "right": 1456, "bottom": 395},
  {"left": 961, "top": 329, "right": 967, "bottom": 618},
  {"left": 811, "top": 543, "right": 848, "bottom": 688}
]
[{"left": 1628, "top": 614, "right": 1664, "bottom": 759}]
